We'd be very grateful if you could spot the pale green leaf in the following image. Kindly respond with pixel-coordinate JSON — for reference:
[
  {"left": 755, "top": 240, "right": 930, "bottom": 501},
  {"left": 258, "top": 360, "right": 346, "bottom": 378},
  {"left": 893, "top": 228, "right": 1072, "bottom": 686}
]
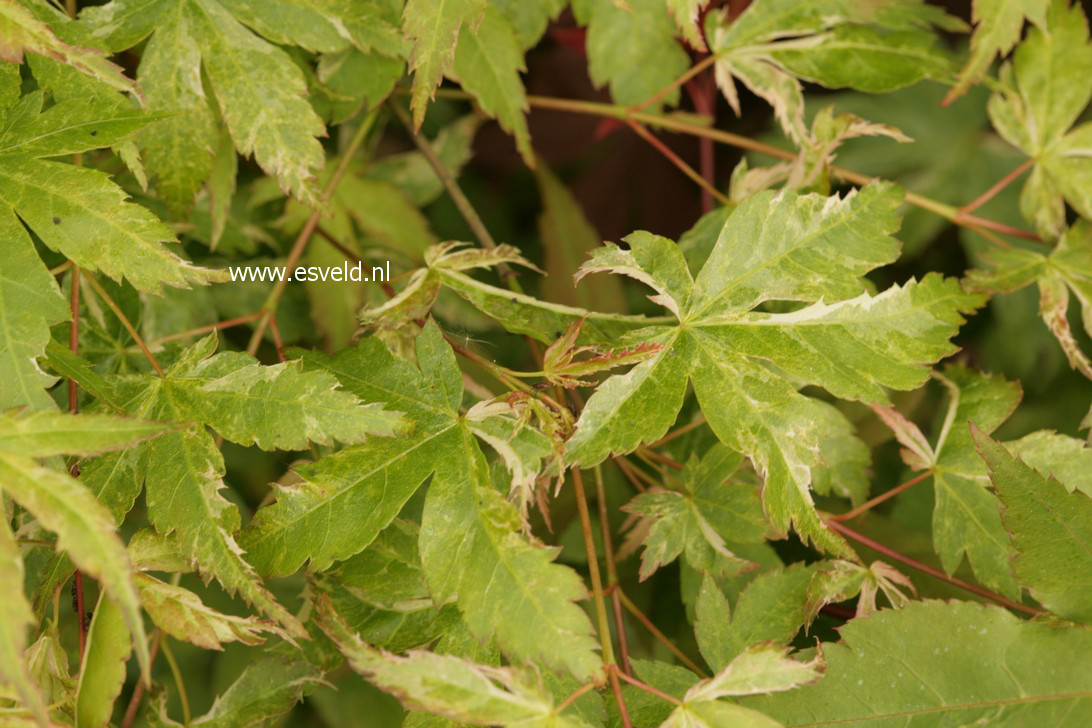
[
  {"left": 575, "top": 0, "right": 690, "bottom": 107},
  {"left": 75, "top": 594, "right": 130, "bottom": 728},
  {"left": 684, "top": 644, "right": 822, "bottom": 702},
  {"left": 623, "top": 445, "right": 766, "bottom": 580},
  {"left": 0, "top": 207, "right": 68, "bottom": 411},
  {"left": 135, "top": 573, "right": 282, "bottom": 649},
  {"left": 0, "top": 517, "right": 48, "bottom": 727},
  {"left": 0, "top": 454, "right": 150, "bottom": 680},
  {"left": 948, "top": 0, "right": 1048, "bottom": 103},
  {"left": 316, "top": 597, "right": 585, "bottom": 727},
  {"left": 0, "top": 0, "right": 137, "bottom": 94},
  {"left": 452, "top": 5, "right": 532, "bottom": 166},
  {"left": 0, "top": 411, "right": 173, "bottom": 458},
  {"left": 747, "top": 600, "right": 1092, "bottom": 724},
  {"left": 403, "top": 0, "right": 486, "bottom": 128}
]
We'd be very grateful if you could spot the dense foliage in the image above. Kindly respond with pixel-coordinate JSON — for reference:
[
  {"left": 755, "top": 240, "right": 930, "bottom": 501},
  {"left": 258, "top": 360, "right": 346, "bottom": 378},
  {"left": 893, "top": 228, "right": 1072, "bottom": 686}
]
[{"left": 2, "top": 0, "right": 1092, "bottom": 725}]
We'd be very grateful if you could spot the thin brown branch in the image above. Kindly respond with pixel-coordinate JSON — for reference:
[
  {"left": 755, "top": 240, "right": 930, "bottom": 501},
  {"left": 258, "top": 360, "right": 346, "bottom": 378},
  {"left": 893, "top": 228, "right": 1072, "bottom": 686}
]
[
  {"left": 152, "top": 312, "right": 262, "bottom": 345},
  {"left": 625, "top": 120, "right": 730, "bottom": 206},
  {"left": 613, "top": 456, "right": 648, "bottom": 493},
  {"left": 247, "top": 109, "right": 379, "bottom": 355},
  {"left": 557, "top": 681, "right": 599, "bottom": 714},
  {"left": 315, "top": 224, "right": 361, "bottom": 261},
  {"left": 612, "top": 666, "right": 682, "bottom": 705},
  {"left": 595, "top": 466, "right": 631, "bottom": 675},
  {"left": 959, "top": 158, "right": 1035, "bottom": 215},
  {"left": 830, "top": 471, "right": 933, "bottom": 522},
  {"left": 824, "top": 518, "right": 1043, "bottom": 616},
  {"left": 629, "top": 54, "right": 717, "bottom": 114},
  {"left": 268, "top": 316, "right": 287, "bottom": 363},
  {"left": 618, "top": 589, "right": 709, "bottom": 677},
  {"left": 83, "top": 274, "right": 163, "bottom": 376},
  {"left": 572, "top": 468, "right": 617, "bottom": 666},
  {"left": 649, "top": 416, "right": 706, "bottom": 449},
  {"left": 67, "top": 266, "right": 86, "bottom": 659},
  {"left": 609, "top": 667, "right": 634, "bottom": 728},
  {"left": 120, "top": 631, "right": 162, "bottom": 728}
]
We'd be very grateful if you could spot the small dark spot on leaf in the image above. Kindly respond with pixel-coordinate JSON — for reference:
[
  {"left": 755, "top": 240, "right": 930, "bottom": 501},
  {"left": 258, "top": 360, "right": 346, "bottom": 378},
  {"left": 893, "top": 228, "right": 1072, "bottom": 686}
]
[
  {"left": 53, "top": 217, "right": 61, "bottom": 224},
  {"left": 90, "top": 130, "right": 97, "bottom": 136},
  {"left": 511, "top": 297, "right": 517, "bottom": 303}
]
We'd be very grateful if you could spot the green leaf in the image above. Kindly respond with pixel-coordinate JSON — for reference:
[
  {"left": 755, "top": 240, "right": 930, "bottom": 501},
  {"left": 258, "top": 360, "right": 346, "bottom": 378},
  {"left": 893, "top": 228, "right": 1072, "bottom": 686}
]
[
  {"left": 975, "top": 427, "right": 1092, "bottom": 624},
  {"left": 986, "top": 0, "right": 1092, "bottom": 235},
  {"left": 556, "top": 185, "right": 979, "bottom": 556},
  {"left": 452, "top": 5, "right": 532, "bottom": 166},
  {"left": 0, "top": 92, "right": 213, "bottom": 292},
  {"left": 84, "top": 0, "right": 330, "bottom": 207},
  {"left": 75, "top": 593, "right": 130, "bottom": 728},
  {"left": 0, "top": 454, "right": 150, "bottom": 680},
  {"left": 948, "top": 0, "right": 1048, "bottom": 103},
  {"left": 747, "top": 600, "right": 1092, "bottom": 724},
  {"left": 154, "top": 656, "right": 322, "bottom": 727},
  {"left": 0, "top": 516, "right": 49, "bottom": 727},
  {"left": 573, "top": 0, "right": 689, "bottom": 107},
  {"left": 694, "top": 564, "right": 816, "bottom": 671},
  {"left": 685, "top": 643, "right": 822, "bottom": 701},
  {"left": 0, "top": 207, "right": 68, "bottom": 411},
  {"left": 0, "top": 0, "right": 137, "bottom": 95},
  {"left": 623, "top": 445, "right": 766, "bottom": 580},
  {"left": 0, "top": 410, "right": 173, "bottom": 457},
  {"left": 135, "top": 573, "right": 283, "bottom": 649},
  {"left": 316, "top": 596, "right": 588, "bottom": 727},
  {"left": 403, "top": 0, "right": 486, "bottom": 128}
]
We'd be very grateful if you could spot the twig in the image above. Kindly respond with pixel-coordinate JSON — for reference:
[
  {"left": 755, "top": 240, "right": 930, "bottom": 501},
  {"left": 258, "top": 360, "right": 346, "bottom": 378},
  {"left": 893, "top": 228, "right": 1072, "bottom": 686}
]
[
  {"left": 50, "top": 260, "right": 73, "bottom": 276},
  {"left": 959, "top": 158, "right": 1035, "bottom": 215},
  {"left": 824, "top": 518, "right": 1043, "bottom": 616},
  {"left": 120, "top": 631, "right": 162, "bottom": 728},
  {"left": 612, "top": 456, "right": 648, "bottom": 493},
  {"left": 830, "top": 471, "right": 933, "bottom": 522},
  {"left": 387, "top": 101, "right": 523, "bottom": 290},
  {"left": 649, "top": 416, "right": 706, "bottom": 449},
  {"left": 160, "top": 636, "right": 191, "bottom": 725},
  {"left": 594, "top": 465, "right": 631, "bottom": 675},
  {"left": 247, "top": 109, "right": 380, "bottom": 355},
  {"left": 625, "top": 119, "right": 729, "bottom": 206},
  {"left": 428, "top": 89, "right": 1040, "bottom": 246},
  {"left": 612, "top": 666, "right": 682, "bottom": 705},
  {"left": 556, "top": 681, "right": 599, "bottom": 714},
  {"left": 315, "top": 224, "right": 361, "bottom": 261},
  {"left": 152, "top": 312, "right": 262, "bottom": 345},
  {"left": 629, "top": 54, "right": 717, "bottom": 114},
  {"left": 609, "top": 667, "right": 633, "bottom": 728},
  {"left": 268, "top": 316, "right": 287, "bottom": 363},
  {"left": 618, "top": 590, "right": 708, "bottom": 677},
  {"left": 83, "top": 274, "right": 164, "bottom": 376},
  {"left": 571, "top": 468, "right": 617, "bottom": 666}
]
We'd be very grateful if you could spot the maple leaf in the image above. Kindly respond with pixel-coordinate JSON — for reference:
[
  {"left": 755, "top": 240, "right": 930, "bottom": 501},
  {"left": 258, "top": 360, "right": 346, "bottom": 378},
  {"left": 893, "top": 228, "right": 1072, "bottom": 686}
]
[
  {"left": 243, "top": 322, "right": 602, "bottom": 681},
  {"left": 557, "top": 184, "right": 980, "bottom": 557},
  {"left": 986, "top": 0, "right": 1092, "bottom": 236},
  {"left": 875, "top": 364, "right": 1092, "bottom": 597}
]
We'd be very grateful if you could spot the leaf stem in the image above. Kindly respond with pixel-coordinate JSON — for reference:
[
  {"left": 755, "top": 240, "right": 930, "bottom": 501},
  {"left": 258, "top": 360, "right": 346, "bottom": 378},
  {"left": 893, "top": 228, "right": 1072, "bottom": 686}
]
[
  {"left": 67, "top": 266, "right": 87, "bottom": 659},
  {"left": 624, "top": 119, "right": 730, "bottom": 206},
  {"left": 430, "top": 89, "right": 1039, "bottom": 245},
  {"left": 612, "top": 456, "right": 649, "bottom": 493},
  {"left": 387, "top": 101, "right": 524, "bottom": 292},
  {"left": 824, "top": 518, "right": 1043, "bottom": 616},
  {"left": 571, "top": 468, "right": 616, "bottom": 667},
  {"left": 160, "top": 636, "right": 190, "bottom": 725},
  {"left": 630, "top": 54, "right": 717, "bottom": 114},
  {"left": 612, "top": 666, "right": 683, "bottom": 705},
  {"left": 594, "top": 465, "right": 631, "bottom": 675},
  {"left": 649, "top": 416, "right": 706, "bottom": 449},
  {"left": 120, "top": 631, "right": 162, "bottom": 728},
  {"left": 830, "top": 471, "right": 933, "bottom": 522},
  {"left": 618, "top": 589, "right": 709, "bottom": 677},
  {"left": 247, "top": 108, "right": 379, "bottom": 356},
  {"left": 152, "top": 312, "right": 263, "bottom": 345},
  {"left": 556, "top": 680, "right": 598, "bottom": 714},
  {"left": 82, "top": 274, "right": 164, "bottom": 375},
  {"left": 609, "top": 667, "right": 634, "bottom": 728},
  {"left": 958, "top": 158, "right": 1035, "bottom": 216}
]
